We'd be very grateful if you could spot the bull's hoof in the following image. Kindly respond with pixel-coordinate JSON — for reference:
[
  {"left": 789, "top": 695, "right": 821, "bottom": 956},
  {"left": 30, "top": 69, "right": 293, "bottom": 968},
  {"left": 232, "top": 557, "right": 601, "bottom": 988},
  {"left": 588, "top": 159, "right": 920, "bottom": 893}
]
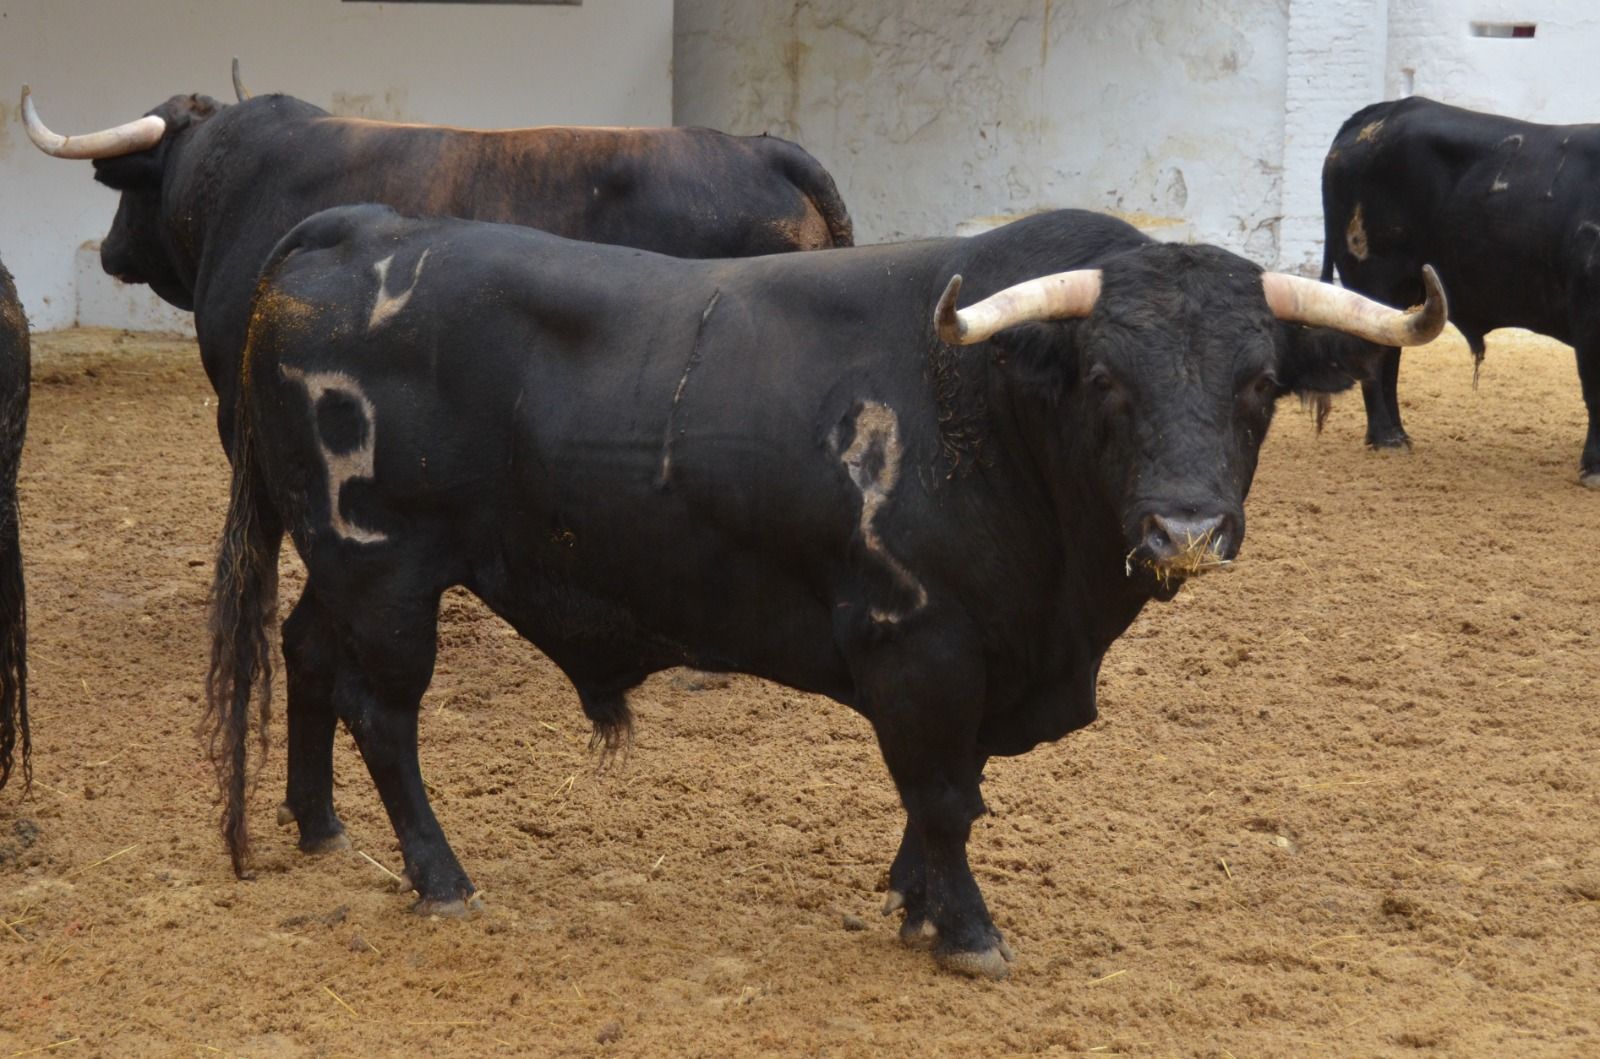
[
  {"left": 882, "top": 889, "right": 906, "bottom": 916},
  {"left": 413, "top": 893, "right": 481, "bottom": 918},
  {"left": 1579, "top": 469, "right": 1600, "bottom": 490},
  {"left": 299, "top": 830, "right": 351, "bottom": 855},
  {"left": 899, "top": 917, "right": 939, "bottom": 950},
  {"left": 935, "top": 938, "right": 1016, "bottom": 980},
  {"left": 1365, "top": 432, "right": 1412, "bottom": 452},
  {"left": 277, "top": 802, "right": 296, "bottom": 827}
]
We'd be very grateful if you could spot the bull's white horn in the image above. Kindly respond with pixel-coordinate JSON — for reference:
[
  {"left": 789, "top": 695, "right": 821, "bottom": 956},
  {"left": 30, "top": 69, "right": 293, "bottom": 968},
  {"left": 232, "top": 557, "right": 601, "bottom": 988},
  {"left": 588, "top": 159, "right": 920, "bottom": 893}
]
[
  {"left": 20, "top": 85, "right": 167, "bottom": 160},
  {"left": 232, "top": 57, "right": 251, "bottom": 102},
  {"left": 935, "top": 269, "right": 1103, "bottom": 345},
  {"left": 1262, "top": 265, "right": 1448, "bottom": 347}
]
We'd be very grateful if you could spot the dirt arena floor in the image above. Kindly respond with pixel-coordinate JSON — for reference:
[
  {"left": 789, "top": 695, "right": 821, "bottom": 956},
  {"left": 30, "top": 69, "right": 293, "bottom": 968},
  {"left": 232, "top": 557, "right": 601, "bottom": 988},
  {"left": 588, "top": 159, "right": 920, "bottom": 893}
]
[{"left": 2, "top": 325, "right": 1598, "bottom": 1058}]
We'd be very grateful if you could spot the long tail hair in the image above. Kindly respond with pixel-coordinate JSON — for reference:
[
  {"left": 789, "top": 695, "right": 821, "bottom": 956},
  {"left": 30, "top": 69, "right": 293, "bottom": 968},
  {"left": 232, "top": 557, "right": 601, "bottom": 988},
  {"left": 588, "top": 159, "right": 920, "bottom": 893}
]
[
  {"left": 202, "top": 363, "right": 282, "bottom": 877},
  {"left": 0, "top": 492, "right": 27, "bottom": 793}
]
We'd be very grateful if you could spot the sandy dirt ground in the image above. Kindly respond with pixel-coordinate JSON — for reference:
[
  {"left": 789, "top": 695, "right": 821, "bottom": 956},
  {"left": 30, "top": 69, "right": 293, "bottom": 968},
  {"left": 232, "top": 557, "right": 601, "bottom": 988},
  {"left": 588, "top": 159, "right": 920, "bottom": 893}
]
[{"left": 2, "top": 325, "right": 1597, "bottom": 1058}]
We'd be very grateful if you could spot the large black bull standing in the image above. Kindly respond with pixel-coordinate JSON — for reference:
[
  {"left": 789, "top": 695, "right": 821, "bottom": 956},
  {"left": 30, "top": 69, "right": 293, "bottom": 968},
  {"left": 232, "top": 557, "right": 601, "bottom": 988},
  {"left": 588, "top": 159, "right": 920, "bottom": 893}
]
[
  {"left": 20, "top": 80, "right": 851, "bottom": 445},
  {"left": 1323, "top": 96, "right": 1600, "bottom": 486},
  {"left": 209, "top": 206, "right": 1444, "bottom": 978},
  {"left": 0, "top": 258, "right": 30, "bottom": 792}
]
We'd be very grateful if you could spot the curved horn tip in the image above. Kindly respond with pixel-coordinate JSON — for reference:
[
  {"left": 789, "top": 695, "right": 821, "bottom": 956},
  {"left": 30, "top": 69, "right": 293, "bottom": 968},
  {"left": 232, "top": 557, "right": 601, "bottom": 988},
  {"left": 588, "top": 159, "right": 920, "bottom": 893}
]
[
  {"left": 934, "top": 274, "right": 966, "bottom": 344},
  {"left": 1421, "top": 264, "right": 1444, "bottom": 302},
  {"left": 1410, "top": 263, "right": 1448, "bottom": 342},
  {"left": 232, "top": 57, "right": 251, "bottom": 102}
]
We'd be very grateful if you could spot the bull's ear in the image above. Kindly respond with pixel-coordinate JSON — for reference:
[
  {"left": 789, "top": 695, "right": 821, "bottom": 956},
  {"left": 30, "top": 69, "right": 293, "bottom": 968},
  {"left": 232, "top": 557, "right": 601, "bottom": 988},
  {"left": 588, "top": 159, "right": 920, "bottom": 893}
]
[
  {"left": 1273, "top": 323, "right": 1384, "bottom": 398},
  {"left": 987, "top": 320, "right": 1082, "bottom": 401},
  {"left": 92, "top": 147, "right": 166, "bottom": 191}
]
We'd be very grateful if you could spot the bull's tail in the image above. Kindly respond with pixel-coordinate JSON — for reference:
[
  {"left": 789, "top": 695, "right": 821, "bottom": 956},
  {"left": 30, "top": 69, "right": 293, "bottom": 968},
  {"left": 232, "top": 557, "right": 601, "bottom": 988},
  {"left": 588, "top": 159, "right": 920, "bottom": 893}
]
[
  {"left": 1320, "top": 157, "right": 1342, "bottom": 285},
  {"left": 203, "top": 324, "right": 283, "bottom": 878},
  {"left": 773, "top": 138, "right": 855, "bottom": 248},
  {"left": 0, "top": 487, "right": 28, "bottom": 794}
]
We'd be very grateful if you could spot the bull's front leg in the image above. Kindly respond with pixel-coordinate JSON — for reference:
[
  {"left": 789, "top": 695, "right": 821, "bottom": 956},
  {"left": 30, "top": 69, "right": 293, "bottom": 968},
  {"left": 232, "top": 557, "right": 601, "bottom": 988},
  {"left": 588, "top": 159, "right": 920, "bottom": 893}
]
[
  {"left": 881, "top": 820, "right": 927, "bottom": 931},
  {"left": 1359, "top": 345, "right": 1411, "bottom": 449},
  {"left": 870, "top": 700, "right": 1013, "bottom": 979}
]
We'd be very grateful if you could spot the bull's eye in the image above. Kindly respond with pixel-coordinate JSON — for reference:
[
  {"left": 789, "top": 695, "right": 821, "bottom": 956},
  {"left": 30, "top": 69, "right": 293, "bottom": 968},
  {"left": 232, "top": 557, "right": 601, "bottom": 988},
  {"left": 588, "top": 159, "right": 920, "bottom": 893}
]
[
  {"left": 1251, "top": 372, "right": 1279, "bottom": 399},
  {"left": 1089, "top": 366, "right": 1115, "bottom": 393}
]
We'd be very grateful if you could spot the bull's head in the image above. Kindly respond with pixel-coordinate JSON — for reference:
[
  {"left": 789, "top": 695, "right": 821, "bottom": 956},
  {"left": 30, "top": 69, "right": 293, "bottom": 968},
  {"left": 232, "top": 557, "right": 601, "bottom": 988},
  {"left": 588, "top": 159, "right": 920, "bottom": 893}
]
[
  {"left": 21, "top": 86, "right": 225, "bottom": 310},
  {"left": 936, "top": 244, "right": 1445, "bottom": 598}
]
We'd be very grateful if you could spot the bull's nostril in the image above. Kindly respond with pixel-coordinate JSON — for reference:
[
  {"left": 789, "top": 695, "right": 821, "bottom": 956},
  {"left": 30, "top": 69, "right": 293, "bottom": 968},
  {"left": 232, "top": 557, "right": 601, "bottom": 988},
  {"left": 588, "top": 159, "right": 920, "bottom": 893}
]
[{"left": 1148, "top": 514, "right": 1226, "bottom": 557}]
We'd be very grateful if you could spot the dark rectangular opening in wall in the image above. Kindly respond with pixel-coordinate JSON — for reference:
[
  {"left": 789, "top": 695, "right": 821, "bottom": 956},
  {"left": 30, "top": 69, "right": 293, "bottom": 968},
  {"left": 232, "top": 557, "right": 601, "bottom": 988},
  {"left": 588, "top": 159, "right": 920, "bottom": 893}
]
[{"left": 1471, "top": 22, "right": 1536, "bottom": 38}]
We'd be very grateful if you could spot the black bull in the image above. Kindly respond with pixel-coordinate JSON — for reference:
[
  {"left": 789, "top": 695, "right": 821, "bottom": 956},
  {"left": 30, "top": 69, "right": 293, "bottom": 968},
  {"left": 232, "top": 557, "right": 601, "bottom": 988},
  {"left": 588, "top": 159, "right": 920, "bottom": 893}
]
[
  {"left": 1322, "top": 95, "right": 1600, "bottom": 486},
  {"left": 208, "top": 206, "right": 1444, "bottom": 978},
  {"left": 0, "top": 257, "right": 30, "bottom": 793},
  {"left": 27, "top": 88, "right": 852, "bottom": 447}
]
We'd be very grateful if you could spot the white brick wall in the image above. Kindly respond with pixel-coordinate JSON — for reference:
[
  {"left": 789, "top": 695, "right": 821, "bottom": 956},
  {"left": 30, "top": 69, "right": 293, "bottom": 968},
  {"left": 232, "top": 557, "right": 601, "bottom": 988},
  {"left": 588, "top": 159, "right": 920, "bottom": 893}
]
[
  {"left": 1280, "top": 0, "right": 1388, "bottom": 275},
  {"left": 677, "top": 0, "right": 1600, "bottom": 270},
  {"left": 1388, "top": 0, "right": 1600, "bottom": 122}
]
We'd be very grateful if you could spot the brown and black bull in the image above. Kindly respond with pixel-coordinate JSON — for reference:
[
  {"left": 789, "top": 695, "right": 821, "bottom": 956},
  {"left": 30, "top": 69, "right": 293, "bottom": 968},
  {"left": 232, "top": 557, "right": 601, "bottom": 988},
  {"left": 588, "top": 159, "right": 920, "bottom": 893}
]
[
  {"left": 207, "top": 205, "right": 1444, "bottom": 978},
  {"left": 0, "top": 257, "right": 30, "bottom": 793},
  {"left": 20, "top": 78, "right": 851, "bottom": 448},
  {"left": 1323, "top": 95, "right": 1600, "bottom": 487}
]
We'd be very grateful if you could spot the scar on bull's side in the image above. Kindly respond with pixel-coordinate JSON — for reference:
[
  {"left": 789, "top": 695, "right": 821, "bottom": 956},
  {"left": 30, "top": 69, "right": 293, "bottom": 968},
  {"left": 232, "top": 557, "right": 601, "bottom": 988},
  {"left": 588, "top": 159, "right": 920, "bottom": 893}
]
[
  {"left": 1490, "top": 134, "right": 1524, "bottom": 193},
  {"left": 1356, "top": 119, "right": 1384, "bottom": 144},
  {"left": 281, "top": 365, "right": 387, "bottom": 544},
  {"left": 1547, "top": 136, "right": 1572, "bottom": 200},
  {"left": 368, "top": 248, "right": 431, "bottom": 332},
  {"left": 656, "top": 288, "right": 721, "bottom": 487},
  {"left": 837, "top": 401, "right": 928, "bottom": 624},
  {"left": 1346, "top": 202, "right": 1369, "bottom": 262}
]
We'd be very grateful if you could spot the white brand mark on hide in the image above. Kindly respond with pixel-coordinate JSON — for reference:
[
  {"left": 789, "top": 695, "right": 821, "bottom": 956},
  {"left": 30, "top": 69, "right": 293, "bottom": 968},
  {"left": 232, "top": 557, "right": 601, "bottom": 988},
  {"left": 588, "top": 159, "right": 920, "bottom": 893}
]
[
  {"left": 840, "top": 401, "right": 928, "bottom": 623},
  {"left": 281, "top": 366, "right": 387, "bottom": 544},
  {"left": 368, "top": 248, "right": 431, "bottom": 332},
  {"left": 1491, "top": 134, "right": 1524, "bottom": 193}
]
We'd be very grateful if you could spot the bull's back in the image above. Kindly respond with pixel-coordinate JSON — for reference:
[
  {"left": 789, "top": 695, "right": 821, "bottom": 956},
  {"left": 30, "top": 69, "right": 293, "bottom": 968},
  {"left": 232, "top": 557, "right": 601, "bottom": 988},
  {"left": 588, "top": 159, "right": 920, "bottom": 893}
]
[
  {"left": 307, "top": 120, "right": 847, "bottom": 258},
  {"left": 1324, "top": 98, "right": 1598, "bottom": 333}
]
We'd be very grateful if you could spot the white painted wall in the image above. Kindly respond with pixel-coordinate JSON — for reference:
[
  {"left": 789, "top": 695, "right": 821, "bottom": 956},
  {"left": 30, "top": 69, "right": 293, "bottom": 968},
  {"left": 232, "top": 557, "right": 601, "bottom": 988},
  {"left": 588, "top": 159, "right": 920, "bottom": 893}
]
[
  {"left": 0, "top": 0, "right": 672, "bottom": 330},
  {"left": 677, "top": 0, "right": 1600, "bottom": 273},
  {"left": 676, "top": 1, "right": 1292, "bottom": 261},
  {"left": 1388, "top": 0, "right": 1600, "bottom": 122},
  {"left": 9, "top": 1, "right": 1598, "bottom": 329}
]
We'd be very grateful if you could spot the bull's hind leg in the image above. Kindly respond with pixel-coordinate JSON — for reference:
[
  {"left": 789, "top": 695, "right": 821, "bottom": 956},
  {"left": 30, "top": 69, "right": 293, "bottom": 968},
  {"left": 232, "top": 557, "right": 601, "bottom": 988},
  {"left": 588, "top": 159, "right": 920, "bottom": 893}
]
[
  {"left": 328, "top": 580, "right": 476, "bottom": 913},
  {"left": 882, "top": 821, "right": 927, "bottom": 924},
  {"left": 278, "top": 589, "right": 349, "bottom": 853},
  {"left": 1360, "top": 346, "right": 1411, "bottom": 449},
  {"left": 1575, "top": 339, "right": 1600, "bottom": 488}
]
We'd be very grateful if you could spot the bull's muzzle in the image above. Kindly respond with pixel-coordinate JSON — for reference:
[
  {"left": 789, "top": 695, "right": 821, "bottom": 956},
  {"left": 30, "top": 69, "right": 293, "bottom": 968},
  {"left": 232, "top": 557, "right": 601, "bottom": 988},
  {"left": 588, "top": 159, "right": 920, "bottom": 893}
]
[{"left": 1127, "top": 512, "right": 1236, "bottom": 585}]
